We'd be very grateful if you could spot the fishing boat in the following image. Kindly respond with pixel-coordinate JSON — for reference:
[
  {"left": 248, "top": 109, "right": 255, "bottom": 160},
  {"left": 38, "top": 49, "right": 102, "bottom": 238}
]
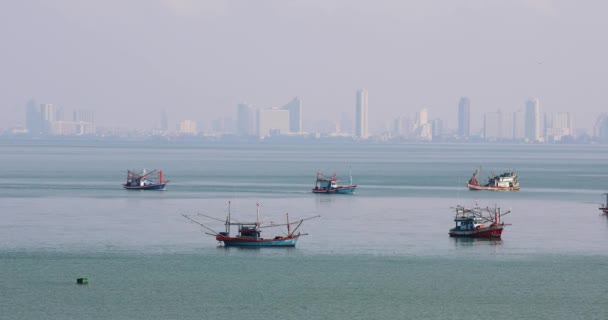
[
  {"left": 449, "top": 205, "right": 510, "bottom": 238},
  {"left": 122, "top": 169, "right": 168, "bottom": 190},
  {"left": 182, "top": 202, "right": 319, "bottom": 247},
  {"left": 312, "top": 172, "right": 357, "bottom": 194},
  {"left": 467, "top": 168, "right": 520, "bottom": 191},
  {"left": 599, "top": 193, "right": 608, "bottom": 214}
]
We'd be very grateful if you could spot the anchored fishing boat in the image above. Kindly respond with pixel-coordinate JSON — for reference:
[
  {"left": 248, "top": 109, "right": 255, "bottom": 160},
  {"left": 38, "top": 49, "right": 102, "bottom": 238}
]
[
  {"left": 449, "top": 205, "right": 510, "bottom": 238},
  {"left": 599, "top": 193, "right": 608, "bottom": 214},
  {"left": 467, "top": 168, "right": 519, "bottom": 191},
  {"left": 312, "top": 172, "right": 357, "bottom": 194},
  {"left": 182, "top": 202, "right": 319, "bottom": 247},
  {"left": 123, "top": 169, "right": 168, "bottom": 190}
]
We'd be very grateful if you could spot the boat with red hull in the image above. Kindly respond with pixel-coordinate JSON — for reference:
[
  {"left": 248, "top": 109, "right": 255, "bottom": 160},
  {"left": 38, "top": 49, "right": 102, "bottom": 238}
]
[
  {"left": 449, "top": 205, "right": 510, "bottom": 238},
  {"left": 467, "top": 168, "right": 519, "bottom": 191},
  {"left": 312, "top": 172, "right": 357, "bottom": 194},
  {"left": 182, "top": 202, "right": 319, "bottom": 248}
]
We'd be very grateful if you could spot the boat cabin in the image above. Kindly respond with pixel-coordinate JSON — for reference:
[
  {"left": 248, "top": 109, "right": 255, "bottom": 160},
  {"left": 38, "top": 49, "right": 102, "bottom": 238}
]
[
  {"left": 453, "top": 209, "right": 485, "bottom": 231},
  {"left": 315, "top": 175, "right": 338, "bottom": 190},
  {"left": 235, "top": 223, "right": 261, "bottom": 239},
  {"left": 453, "top": 216, "right": 484, "bottom": 231},
  {"left": 488, "top": 172, "right": 518, "bottom": 188}
]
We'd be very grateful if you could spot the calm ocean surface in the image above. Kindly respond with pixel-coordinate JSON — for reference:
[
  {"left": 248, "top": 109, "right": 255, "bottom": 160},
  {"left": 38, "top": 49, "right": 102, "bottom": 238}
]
[{"left": 1, "top": 141, "right": 607, "bottom": 319}]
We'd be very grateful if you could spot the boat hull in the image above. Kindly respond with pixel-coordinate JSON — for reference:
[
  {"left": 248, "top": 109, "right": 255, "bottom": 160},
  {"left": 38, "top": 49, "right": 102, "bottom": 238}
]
[
  {"left": 600, "top": 207, "right": 608, "bottom": 214},
  {"left": 216, "top": 235, "right": 299, "bottom": 247},
  {"left": 449, "top": 224, "right": 504, "bottom": 238},
  {"left": 467, "top": 183, "right": 519, "bottom": 191},
  {"left": 123, "top": 183, "right": 167, "bottom": 190},
  {"left": 312, "top": 185, "right": 357, "bottom": 194}
]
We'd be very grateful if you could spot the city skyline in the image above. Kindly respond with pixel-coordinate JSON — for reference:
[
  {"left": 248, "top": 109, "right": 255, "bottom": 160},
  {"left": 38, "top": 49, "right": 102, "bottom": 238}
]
[
  {"left": 12, "top": 95, "right": 605, "bottom": 141},
  {"left": 1, "top": 1, "right": 607, "bottom": 133}
]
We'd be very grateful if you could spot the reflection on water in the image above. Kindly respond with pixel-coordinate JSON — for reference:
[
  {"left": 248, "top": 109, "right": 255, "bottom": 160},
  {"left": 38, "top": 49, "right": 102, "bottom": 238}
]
[{"left": 451, "top": 237, "right": 503, "bottom": 246}]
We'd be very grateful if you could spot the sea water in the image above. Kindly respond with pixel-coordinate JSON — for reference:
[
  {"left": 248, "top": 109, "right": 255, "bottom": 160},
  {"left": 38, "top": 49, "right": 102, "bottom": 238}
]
[{"left": 0, "top": 141, "right": 607, "bottom": 319}]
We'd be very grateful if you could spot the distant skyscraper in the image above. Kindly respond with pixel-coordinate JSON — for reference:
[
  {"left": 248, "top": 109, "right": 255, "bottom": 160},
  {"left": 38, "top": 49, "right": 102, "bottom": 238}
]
[
  {"left": 525, "top": 98, "right": 540, "bottom": 142},
  {"left": 431, "top": 118, "right": 444, "bottom": 138},
  {"left": 594, "top": 114, "right": 608, "bottom": 142},
  {"left": 458, "top": 97, "right": 471, "bottom": 137},
  {"left": 40, "top": 104, "right": 55, "bottom": 134},
  {"left": 160, "top": 109, "right": 168, "bottom": 132},
  {"left": 414, "top": 108, "right": 432, "bottom": 141},
  {"left": 355, "top": 89, "right": 368, "bottom": 139},
  {"left": 74, "top": 109, "right": 95, "bottom": 123},
  {"left": 25, "top": 99, "right": 43, "bottom": 135},
  {"left": 545, "top": 112, "right": 572, "bottom": 142},
  {"left": 512, "top": 109, "right": 526, "bottom": 140},
  {"left": 282, "top": 97, "right": 302, "bottom": 133},
  {"left": 237, "top": 103, "right": 255, "bottom": 136}
]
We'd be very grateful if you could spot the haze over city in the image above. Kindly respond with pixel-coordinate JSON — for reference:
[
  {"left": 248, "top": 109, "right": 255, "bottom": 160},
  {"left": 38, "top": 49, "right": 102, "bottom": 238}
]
[{"left": 1, "top": 0, "right": 607, "bottom": 134}]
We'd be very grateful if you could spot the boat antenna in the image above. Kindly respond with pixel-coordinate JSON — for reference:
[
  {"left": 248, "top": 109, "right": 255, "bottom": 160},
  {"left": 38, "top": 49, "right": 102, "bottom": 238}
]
[
  {"left": 226, "top": 201, "right": 231, "bottom": 235},
  {"left": 256, "top": 202, "right": 260, "bottom": 227}
]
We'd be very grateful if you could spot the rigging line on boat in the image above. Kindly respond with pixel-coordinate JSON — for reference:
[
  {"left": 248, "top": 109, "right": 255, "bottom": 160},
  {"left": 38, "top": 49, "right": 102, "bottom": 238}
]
[
  {"left": 181, "top": 214, "right": 219, "bottom": 235},
  {"left": 196, "top": 212, "right": 242, "bottom": 224},
  {"left": 289, "top": 220, "right": 305, "bottom": 236},
  {"left": 257, "top": 214, "right": 320, "bottom": 228}
]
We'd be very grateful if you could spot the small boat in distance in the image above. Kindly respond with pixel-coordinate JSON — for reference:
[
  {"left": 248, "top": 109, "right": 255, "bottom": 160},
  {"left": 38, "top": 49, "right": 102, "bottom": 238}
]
[
  {"left": 312, "top": 172, "right": 357, "bottom": 194},
  {"left": 182, "top": 202, "right": 319, "bottom": 247},
  {"left": 467, "top": 168, "right": 520, "bottom": 191},
  {"left": 449, "top": 205, "right": 510, "bottom": 238},
  {"left": 123, "top": 169, "right": 168, "bottom": 190},
  {"left": 599, "top": 193, "right": 608, "bottom": 214}
]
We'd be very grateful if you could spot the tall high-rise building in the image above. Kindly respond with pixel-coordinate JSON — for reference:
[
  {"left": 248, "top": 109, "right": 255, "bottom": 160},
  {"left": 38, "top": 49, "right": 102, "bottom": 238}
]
[
  {"left": 512, "top": 109, "right": 526, "bottom": 140},
  {"left": 282, "top": 97, "right": 302, "bottom": 133},
  {"left": 237, "top": 103, "right": 256, "bottom": 136},
  {"left": 525, "top": 98, "right": 540, "bottom": 142},
  {"left": 160, "top": 109, "right": 168, "bottom": 132},
  {"left": 594, "top": 114, "right": 608, "bottom": 142},
  {"left": 74, "top": 109, "right": 95, "bottom": 123},
  {"left": 458, "top": 97, "right": 471, "bottom": 137},
  {"left": 25, "top": 99, "right": 43, "bottom": 135},
  {"left": 431, "top": 118, "right": 444, "bottom": 138},
  {"left": 40, "top": 104, "right": 55, "bottom": 134},
  {"left": 355, "top": 89, "right": 368, "bottom": 139},
  {"left": 414, "top": 108, "right": 432, "bottom": 141},
  {"left": 545, "top": 112, "right": 572, "bottom": 142}
]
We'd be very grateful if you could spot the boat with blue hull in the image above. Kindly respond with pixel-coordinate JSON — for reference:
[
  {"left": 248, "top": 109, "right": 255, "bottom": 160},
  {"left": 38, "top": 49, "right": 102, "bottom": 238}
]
[
  {"left": 312, "top": 172, "right": 357, "bottom": 194},
  {"left": 123, "top": 169, "right": 168, "bottom": 190},
  {"left": 182, "top": 202, "right": 319, "bottom": 248}
]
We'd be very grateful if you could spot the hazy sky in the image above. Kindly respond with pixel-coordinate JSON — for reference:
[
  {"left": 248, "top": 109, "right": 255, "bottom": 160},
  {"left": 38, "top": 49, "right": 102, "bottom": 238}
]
[{"left": 1, "top": 0, "right": 607, "bottom": 133}]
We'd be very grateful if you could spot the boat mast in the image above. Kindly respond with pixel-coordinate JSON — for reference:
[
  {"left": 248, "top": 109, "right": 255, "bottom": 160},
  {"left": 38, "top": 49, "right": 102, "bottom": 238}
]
[
  {"left": 286, "top": 213, "right": 290, "bottom": 235},
  {"left": 226, "top": 201, "right": 231, "bottom": 235},
  {"left": 256, "top": 202, "right": 260, "bottom": 227}
]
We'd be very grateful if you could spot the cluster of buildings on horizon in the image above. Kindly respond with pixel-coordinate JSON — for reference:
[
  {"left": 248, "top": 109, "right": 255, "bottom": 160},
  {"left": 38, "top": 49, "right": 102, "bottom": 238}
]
[{"left": 4, "top": 92, "right": 608, "bottom": 144}]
